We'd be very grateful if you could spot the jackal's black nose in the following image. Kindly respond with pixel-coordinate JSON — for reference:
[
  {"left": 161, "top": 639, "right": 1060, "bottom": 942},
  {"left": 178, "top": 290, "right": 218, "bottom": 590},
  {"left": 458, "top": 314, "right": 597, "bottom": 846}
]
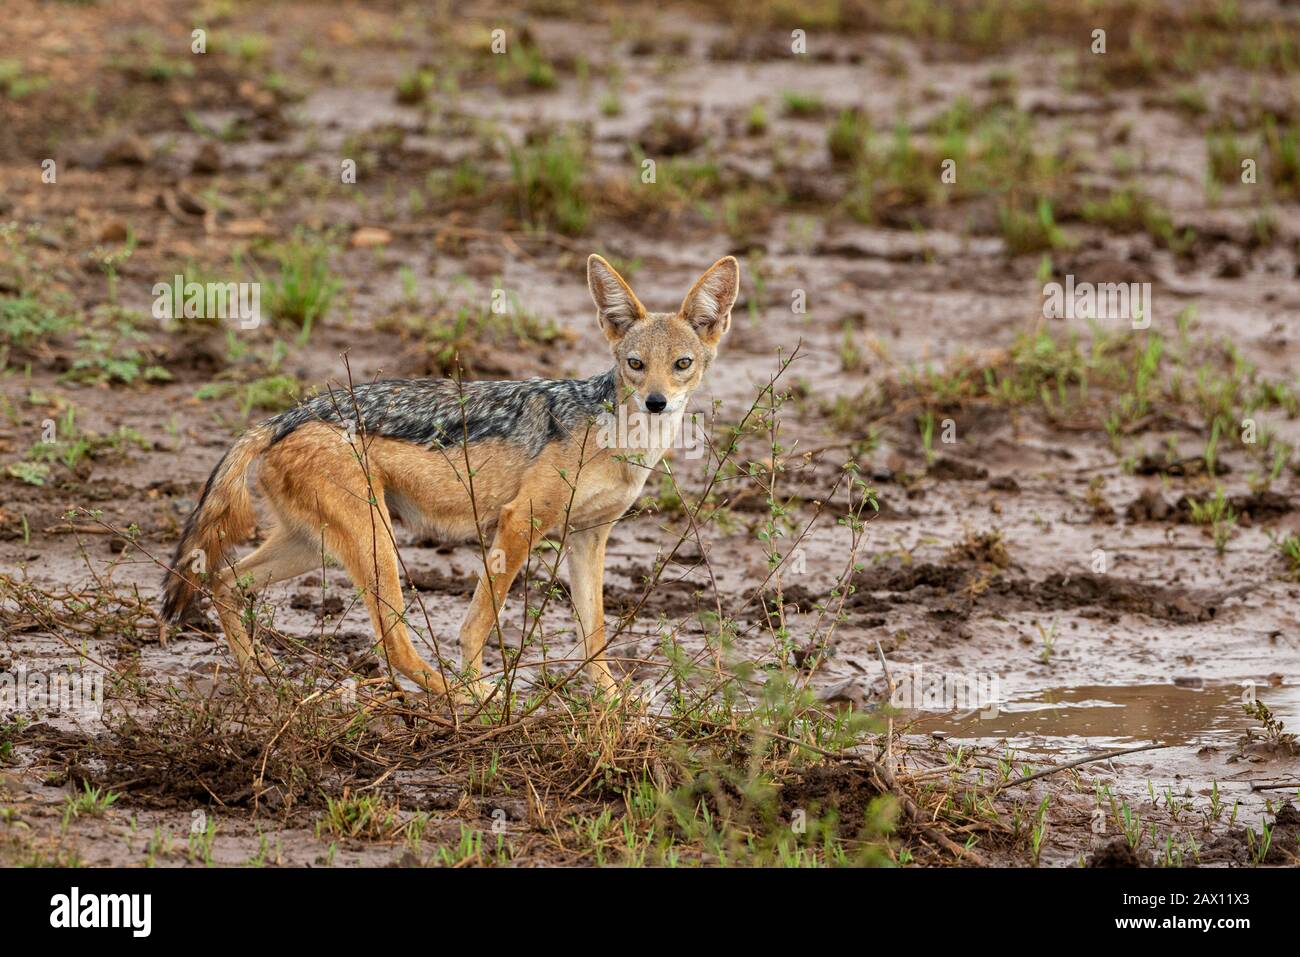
[{"left": 645, "top": 393, "right": 668, "bottom": 414}]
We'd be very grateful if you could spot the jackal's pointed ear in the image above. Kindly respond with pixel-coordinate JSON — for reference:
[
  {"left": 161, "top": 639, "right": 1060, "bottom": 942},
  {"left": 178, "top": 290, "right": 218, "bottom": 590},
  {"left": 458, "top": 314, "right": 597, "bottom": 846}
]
[
  {"left": 588, "top": 254, "right": 646, "bottom": 342},
  {"left": 679, "top": 256, "right": 739, "bottom": 347}
]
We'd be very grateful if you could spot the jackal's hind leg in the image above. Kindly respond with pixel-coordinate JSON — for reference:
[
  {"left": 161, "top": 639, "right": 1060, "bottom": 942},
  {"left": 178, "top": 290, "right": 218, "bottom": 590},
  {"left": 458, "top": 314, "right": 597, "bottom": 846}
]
[
  {"left": 213, "top": 529, "right": 319, "bottom": 672},
  {"left": 319, "top": 494, "right": 453, "bottom": 697}
]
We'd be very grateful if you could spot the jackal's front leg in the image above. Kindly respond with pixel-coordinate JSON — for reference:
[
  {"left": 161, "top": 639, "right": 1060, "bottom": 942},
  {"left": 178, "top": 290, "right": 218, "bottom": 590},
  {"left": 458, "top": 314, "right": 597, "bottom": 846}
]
[
  {"left": 568, "top": 524, "right": 616, "bottom": 693},
  {"left": 459, "top": 501, "right": 554, "bottom": 685}
]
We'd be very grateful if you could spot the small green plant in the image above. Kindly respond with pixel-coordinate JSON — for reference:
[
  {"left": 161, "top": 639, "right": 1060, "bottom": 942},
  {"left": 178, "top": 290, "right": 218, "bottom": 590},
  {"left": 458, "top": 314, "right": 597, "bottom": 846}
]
[
  {"left": 507, "top": 131, "right": 590, "bottom": 235},
  {"left": 1243, "top": 698, "right": 1297, "bottom": 750},
  {"left": 600, "top": 66, "right": 624, "bottom": 118},
  {"left": 144, "top": 825, "right": 172, "bottom": 866},
  {"left": 827, "top": 108, "right": 869, "bottom": 164},
  {"left": 6, "top": 461, "right": 50, "bottom": 486},
  {"left": 918, "top": 410, "right": 937, "bottom": 464},
  {"left": 63, "top": 782, "right": 120, "bottom": 824},
  {"left": 245, "top": 833, "right": 274, "bottom": 867},
  {"left": 1246, "top": 819, "right": 1273, "bottom": 865},
  {"left": 1000, "top": 196, "right": 1069, "bottom": 255},
  {"left": 188, "top": 814, "right": 218, "bottom": 865},
  {"left": 1030, "top": 795, "right": 1050, "bottom": 864},
  {"left": 427, "top": 159, "right": 486, "bottom": 202},
  {"left": 838, "top": 320, "right": 864, "bottom": 372},
  {"left": 719, "top": 188, "right": 773, "bottom": 247},
  {"left": 0, "top": 716, "right": 27, "bottom": 764},
  {"left": 262, "top": 231, "right": 341, "bottom": 337},
  {"left": 0, "top": 59, "right": 49, "bottom": 99},
  {"left": 495, "top": 38, "right": 557, "bottom": 90},
  {"left": 196, "top": 373, "right": 303, "bottom": 418},
  {"left": 1036, "top": 617, "right": 1058, "bottom": 664},
  {"left": 382, "top": 289, "right": 562, "bottom": 380},
  {"left": 1264, "top": 119, "right": 1299, "bottom": 199},
  {"left": 395, "top": 68, "right": 435, "bottom": 104},
  {"left": 1115, "top": 801, "right": 1143, "bottom": 851},
  {"left": 781, "top": 90, "right": 825, "bottom": 117},
  {"left": 229, "top": 33, "right": 272, "bottom": 63},
  {"left": 1205, "top": 128, "right": 1244, "bottom": 186},
  {"left": 318, "top": 792, "right": 400, "bottom": 841},
  {"left": 600, "top": 89, "right": 623, "bottom": 116},
  {"left": 1278, "top": 533, "right": 1300, "bottom": 582},
  {"left": 1203, "top": 416, "right": 1222, "bottom": 476},
  {"left": 1207, "top": 780, "right": 1224, "bottom": 823},
  {"left": 1080, "top": 188, "right": 1187, "bottom": 251},
  {"left": 63, "top": 324, "right": 172, "bottom": 386},
  {"left": 437, "top": 822, "right": 485, "bottom": 866},
  {"left": 1188, "top": 486, "right": 1236, "bottom": 555},
  {"left": 1, "top": 296, "right": 77, "bottom": 355},
  {"left": 9, "top": 406, "right": 150, "bottom": 482}
]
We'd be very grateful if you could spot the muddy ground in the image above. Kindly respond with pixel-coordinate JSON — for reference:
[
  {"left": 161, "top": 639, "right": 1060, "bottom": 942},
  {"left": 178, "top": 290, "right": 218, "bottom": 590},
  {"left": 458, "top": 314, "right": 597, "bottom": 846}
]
[{"left": 2, "top": 0, "right": 1300, "bottom": 867}]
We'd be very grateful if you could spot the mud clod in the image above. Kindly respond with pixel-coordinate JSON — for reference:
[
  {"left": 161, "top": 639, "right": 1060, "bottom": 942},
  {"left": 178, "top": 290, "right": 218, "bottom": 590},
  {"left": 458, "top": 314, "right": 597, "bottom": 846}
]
[{"left": 1088, "top": 838, "right": 1143, "bottom": 868}]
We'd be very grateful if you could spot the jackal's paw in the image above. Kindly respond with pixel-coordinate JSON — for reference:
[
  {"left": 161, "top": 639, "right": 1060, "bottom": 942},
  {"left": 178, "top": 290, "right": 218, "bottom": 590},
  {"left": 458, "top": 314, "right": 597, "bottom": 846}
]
[
  {"left": 235, "top": 649, "right": 281, "bottom": 676},
  {"left": 460, "top": 678, "right": 497, "bottom": 705},
  {"left": 601, "top": 678, "right": 664, "bottom": 713}
]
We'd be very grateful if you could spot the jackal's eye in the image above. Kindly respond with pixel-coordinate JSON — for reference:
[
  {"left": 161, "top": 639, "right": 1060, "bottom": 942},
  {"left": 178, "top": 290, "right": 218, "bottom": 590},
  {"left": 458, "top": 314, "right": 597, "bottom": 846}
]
[
  {"left": 675, "top": 357, "right": 693, "bottom": 371},
  {"left": 627, "top": 357, "right": 644, "bottom": 371}
]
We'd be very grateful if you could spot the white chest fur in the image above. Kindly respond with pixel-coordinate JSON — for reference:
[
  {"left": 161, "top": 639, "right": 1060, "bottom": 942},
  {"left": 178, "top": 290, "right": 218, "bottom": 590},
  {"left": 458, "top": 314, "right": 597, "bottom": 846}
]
[
  {"left": 574, "top": 406, "right": 685, "bottom": 521},
  {"left": 636, "top": 407, "right": 683, "bottom": 468},
  {"left": 594, "top": 405, "right": 684, "bottom": 467}
]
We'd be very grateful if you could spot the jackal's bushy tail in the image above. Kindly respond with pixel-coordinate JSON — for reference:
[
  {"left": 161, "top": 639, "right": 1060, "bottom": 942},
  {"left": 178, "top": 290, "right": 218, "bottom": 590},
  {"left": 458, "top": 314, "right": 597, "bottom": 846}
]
[{"left": 161, "top": 423, "right": 272, "bottom": 621}]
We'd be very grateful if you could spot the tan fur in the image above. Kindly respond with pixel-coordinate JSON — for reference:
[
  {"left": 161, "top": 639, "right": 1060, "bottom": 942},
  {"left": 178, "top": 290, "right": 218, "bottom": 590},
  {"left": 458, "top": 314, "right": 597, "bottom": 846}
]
[
  {"left": 165, "top": 256, "right": 739, "bottom": 700},
  {"left": 163, "top": 423, "right": 273, "bottom": 632}
]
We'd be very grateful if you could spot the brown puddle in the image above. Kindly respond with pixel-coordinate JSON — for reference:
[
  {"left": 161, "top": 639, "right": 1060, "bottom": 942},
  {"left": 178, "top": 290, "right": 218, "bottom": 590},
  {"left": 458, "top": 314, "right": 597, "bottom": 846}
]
[{"left": 911, "top": 683, "right": 1300, "bottom": 748}]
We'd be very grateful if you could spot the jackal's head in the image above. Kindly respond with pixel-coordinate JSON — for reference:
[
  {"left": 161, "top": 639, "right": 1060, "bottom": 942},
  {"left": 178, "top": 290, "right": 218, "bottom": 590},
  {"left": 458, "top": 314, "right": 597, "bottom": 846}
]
[{"left": 587, "top": 254, "right": 739, "bottom": 415}]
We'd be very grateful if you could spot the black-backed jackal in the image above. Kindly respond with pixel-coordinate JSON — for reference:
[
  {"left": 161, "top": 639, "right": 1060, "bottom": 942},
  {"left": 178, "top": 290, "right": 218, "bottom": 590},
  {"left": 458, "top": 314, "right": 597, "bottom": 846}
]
[{"left": 162, "top": 255, "right": 739, "bottom": 699}]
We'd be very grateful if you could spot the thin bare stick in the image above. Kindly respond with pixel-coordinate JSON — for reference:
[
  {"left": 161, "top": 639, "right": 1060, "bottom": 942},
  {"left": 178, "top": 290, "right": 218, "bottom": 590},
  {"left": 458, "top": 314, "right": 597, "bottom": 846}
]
[
  {"left": 991, "top": 743, "right": 1171, "bottom": 792},
  {"left": 877, "top": 641, "right": 895, "bottom": 773}
]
